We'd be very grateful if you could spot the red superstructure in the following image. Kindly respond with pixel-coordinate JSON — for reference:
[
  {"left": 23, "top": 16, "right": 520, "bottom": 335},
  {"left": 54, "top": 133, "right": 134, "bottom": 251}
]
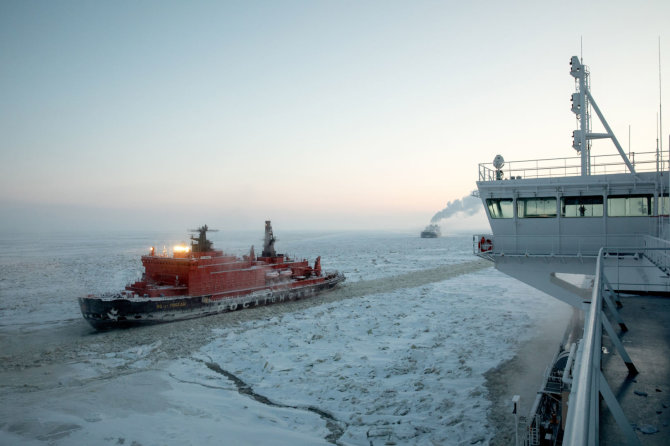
[{"left": 128, "top": 224, "right": 322, "bottom": 298}]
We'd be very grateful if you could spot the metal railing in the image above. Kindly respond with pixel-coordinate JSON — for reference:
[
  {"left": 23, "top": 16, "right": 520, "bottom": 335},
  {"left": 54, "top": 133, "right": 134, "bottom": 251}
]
[
  {"left": 474, "top": 235, "right": 670, "bottom": 301},
  {"left": 604, "top": 249, "right": 670, "bottom": 295},
  {"left": 473, "top": 234, "right": 649, "bottom": 258},
  {"left": 642, "top": 235, "right": 670, "bottom": 273},
  {"left": 563, "top": 247, "right": 641, "bottom": 445},
  {"left": 478, "top": 150, "right": 669, "bottom": 182},
  {"left": 475, "top": 233, "right": 670, "bottom": 282},
  {"left": 476, "top": 235, "right": 670, "bottom": 444}
]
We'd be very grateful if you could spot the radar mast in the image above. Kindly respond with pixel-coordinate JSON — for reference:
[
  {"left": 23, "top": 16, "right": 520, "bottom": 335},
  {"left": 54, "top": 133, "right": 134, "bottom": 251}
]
[
  {"left": 189, "top": 225, "right": 218, "bottom": 253},
  {"left": 570, "top": 56, "right": 635, "bottom": 175}
]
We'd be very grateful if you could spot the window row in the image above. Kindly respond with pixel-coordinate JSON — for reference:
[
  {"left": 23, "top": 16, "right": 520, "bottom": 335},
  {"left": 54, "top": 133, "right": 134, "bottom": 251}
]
[{"left": 486, "top": 195, "right": 669, "bottom": 219}]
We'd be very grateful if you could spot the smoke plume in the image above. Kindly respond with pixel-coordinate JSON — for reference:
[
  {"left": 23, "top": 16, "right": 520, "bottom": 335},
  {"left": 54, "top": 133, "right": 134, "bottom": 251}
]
[{"left": 431, "top": 194, "right": 482, "bottom": 222}]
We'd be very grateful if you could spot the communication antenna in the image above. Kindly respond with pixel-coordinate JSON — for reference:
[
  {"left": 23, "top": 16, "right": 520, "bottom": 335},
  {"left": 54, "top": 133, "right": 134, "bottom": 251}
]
[
  {"left": 657, "top": 113, "right": 660, "bottom": 172},
  {"left": 657, "top": 34, "right": 666, "bottom": 211},
  {"left": 657, "top": 36, "right": 667, "bottom": 223},
  {"left": 659, "top": 36, "right": 669, "bottom": 221}
]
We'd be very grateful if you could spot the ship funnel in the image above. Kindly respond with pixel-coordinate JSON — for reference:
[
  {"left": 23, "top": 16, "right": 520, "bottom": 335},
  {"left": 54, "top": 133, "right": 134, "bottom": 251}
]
[{"left": 262, "top": 220, "right": 277, "bottom": 257}]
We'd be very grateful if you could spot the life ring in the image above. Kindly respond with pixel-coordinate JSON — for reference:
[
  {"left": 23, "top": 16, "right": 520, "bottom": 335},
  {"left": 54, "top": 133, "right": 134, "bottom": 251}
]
[{"left": 478, "top": 236, "right": 493, "bottom": 252}]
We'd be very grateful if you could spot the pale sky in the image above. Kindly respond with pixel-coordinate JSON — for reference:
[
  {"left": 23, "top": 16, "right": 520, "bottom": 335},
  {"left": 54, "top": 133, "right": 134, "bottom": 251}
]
[{"left": 1, "top": 0, "right": 669, "bottom": 233}]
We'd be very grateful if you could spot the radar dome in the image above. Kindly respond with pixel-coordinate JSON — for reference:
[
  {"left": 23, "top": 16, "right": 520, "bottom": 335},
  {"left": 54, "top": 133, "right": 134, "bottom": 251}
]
[{"left": 493, "top": 155, "right": 505, "bottom": 170}]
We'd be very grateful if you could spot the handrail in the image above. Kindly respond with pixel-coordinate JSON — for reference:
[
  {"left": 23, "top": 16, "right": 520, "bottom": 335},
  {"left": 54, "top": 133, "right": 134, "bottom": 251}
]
[
  {"left": 563, "top": 247, "right": 604, "bottom": 444},
  {"left": 477, "top": 233, "right": 670, "bottom": 443},
  {"left": 474, "top": 233, "right": 648, "bottom": 258},
  {"left": 563, "top": 247, "right": 643, "bottom": 445},
  {"left": 478, "top": 150, "right": 668, "bottom": 181}
]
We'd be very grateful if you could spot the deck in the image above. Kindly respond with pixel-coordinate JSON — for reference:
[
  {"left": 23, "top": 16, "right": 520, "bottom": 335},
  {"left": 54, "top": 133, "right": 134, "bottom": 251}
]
[{"left": 600, "top": 294, "right": 670, "bottom": 445}]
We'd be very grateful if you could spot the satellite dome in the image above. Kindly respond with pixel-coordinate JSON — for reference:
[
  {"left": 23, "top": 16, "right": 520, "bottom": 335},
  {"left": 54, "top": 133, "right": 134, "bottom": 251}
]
[{"left": 493, "top": 155, "right": 505, "bottom": 170}]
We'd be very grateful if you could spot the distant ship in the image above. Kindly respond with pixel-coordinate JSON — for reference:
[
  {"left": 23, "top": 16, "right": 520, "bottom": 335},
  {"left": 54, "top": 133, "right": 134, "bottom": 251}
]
[
  {"left": 420, "top": 224, "right": 441, "bottom": 238},
  {"left": 79, "top": 221, "right": 345, "bottom": 330}
]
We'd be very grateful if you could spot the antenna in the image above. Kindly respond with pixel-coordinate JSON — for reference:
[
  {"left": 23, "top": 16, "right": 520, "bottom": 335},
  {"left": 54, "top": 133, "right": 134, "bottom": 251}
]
[
  {"left": 660, "top": 36, "right": 663, "bottom": 155},
  {"left": 657, "top": 112, "right": 660, "bottom": 172},
  {"left": 580, "top": 36, "right": 583, "bottom": 63}
]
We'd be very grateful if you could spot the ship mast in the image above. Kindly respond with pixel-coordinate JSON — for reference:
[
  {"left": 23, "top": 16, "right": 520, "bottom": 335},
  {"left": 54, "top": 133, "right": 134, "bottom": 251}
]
[
  {"left": 570, "top": 56, "right": 636, "bottom": 175},
  {"left": 189, "top": 225, "right": 218, "bottom": 252}
]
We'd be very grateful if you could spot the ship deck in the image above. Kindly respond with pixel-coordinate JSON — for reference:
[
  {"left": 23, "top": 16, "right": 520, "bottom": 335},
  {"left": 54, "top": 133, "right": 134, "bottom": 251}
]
[{"left": 600, "top": 293, "right": 670, "bottom": 445}]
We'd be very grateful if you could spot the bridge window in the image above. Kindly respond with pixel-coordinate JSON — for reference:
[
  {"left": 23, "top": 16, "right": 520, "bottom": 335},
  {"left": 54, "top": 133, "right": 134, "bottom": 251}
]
[
  {"left": 517, "top": 197, "right": 557, "bottom": 218},
  {"left": 655, "top": 194, "right": 669, "bottom": 216},
  {"left": 561, "top": 196, "right": 603, "bottom": 217},
  {"left": 607, "top": 195, "right": 652, "bottom": 217},
  {"left": 486, "top": 198, "right": 513, "bottom": 219}
]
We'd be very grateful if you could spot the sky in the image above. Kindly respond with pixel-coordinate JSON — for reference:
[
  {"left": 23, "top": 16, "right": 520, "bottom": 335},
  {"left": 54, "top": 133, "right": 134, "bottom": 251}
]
[{"left": 1, "top": 0, "right": 669, "bottom": 233}]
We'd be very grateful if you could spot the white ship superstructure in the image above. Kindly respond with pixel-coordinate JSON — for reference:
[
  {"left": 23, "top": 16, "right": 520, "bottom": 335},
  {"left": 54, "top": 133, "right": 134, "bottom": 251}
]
[{"left": 474, "top": 56, "right": 670, "bottom": 444}]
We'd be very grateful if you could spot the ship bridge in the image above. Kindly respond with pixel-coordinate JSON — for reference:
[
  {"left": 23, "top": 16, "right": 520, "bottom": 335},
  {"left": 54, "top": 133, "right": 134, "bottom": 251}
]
[
  {"left": 475, "top": 55, "right": 670, "bottom": 307},
  {"left": 475, "top": 150, "right": 670, "bottom": 307},
  {"left": 473, "top": 56, "right": 670, "bottom": 445}
]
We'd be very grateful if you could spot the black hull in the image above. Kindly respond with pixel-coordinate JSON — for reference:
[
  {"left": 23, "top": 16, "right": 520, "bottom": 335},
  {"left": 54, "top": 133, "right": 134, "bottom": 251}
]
[{"left": 79, "top": 273, "right": 345, "bottom": 330}]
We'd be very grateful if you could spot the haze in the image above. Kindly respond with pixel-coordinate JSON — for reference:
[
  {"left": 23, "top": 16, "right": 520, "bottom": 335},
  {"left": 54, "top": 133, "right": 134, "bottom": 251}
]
[{"left": 1, "top": 0, "right": 668, "bottom": 233}]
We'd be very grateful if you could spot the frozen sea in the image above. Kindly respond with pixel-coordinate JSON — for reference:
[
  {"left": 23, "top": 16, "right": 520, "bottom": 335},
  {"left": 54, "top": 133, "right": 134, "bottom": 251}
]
[{"left": 0, "top": 229, "right": 571, "bottom": 445}]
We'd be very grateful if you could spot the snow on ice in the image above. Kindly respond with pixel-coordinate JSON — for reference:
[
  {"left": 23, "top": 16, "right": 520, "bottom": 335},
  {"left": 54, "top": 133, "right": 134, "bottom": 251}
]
[{"left": 0, "top": 231, "right": 568, "bottom": 445}]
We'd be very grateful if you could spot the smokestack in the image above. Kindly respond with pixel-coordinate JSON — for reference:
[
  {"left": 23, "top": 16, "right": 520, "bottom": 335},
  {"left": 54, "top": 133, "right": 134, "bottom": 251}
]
[{"left": 431, "top": 194, "right": 482, "bottom": 222}]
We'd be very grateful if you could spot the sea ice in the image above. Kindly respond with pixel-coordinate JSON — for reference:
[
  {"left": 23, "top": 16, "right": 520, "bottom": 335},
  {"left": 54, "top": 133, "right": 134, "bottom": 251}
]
[{"left": 0, "top": 231, "right": 570, "bottom": 445}]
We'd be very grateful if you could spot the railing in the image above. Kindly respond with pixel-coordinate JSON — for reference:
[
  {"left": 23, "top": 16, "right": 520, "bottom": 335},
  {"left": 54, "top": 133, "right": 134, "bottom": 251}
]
[
  {"left": 603, "top": 250, "right": 670, "bottom": 295},
  {"left": 563, "top": 247, "right": 641, "bottom": 445},
  {"left": 473, "top": 234, "right": 648, "bottom": 258},
  {"left": 475, "top": 232, "right": 670, "bottom": 443},
  {"left": 643, "top": 235, "right": 670, "bottom": 273},
  {"left": 474, "top": 235, "right": 670, "bottom": 292},
  {"left": 478, "top": 150, "right": 669, "bottom": 181}
]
